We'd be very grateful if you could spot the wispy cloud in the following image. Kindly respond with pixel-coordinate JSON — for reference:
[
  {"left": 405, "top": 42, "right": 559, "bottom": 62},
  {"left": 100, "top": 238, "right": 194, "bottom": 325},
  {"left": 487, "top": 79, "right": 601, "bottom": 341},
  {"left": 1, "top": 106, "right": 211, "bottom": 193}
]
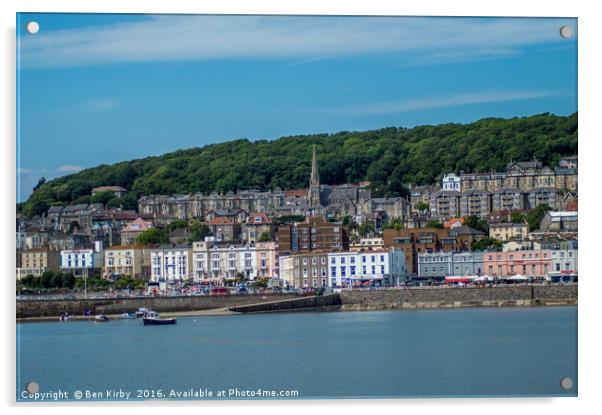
[
  {"left": 401, "top": 47, "right": 522, "bottom": 67},
  {"left": 56, "top": 165, "right": 83, "bottom": 173},
  {"left": 332, "top": 90, "right": 563, "bottom": 116},
  {"left": 19, "top": 16, "right": 575, "bottom": 69},
  {"left": 84, "top": 98, "right": 118, "bottom": 112},
  {"left": 56, "top": 98, "right": 119, "bottom": 113}
]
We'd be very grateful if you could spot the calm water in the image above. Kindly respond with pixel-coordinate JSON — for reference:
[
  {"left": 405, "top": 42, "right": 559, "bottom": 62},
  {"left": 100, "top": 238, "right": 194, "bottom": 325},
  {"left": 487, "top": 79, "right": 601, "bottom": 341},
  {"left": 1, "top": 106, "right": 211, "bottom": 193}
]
[{"left": 17, "top": 307, "right": 577, "bottom": 400}]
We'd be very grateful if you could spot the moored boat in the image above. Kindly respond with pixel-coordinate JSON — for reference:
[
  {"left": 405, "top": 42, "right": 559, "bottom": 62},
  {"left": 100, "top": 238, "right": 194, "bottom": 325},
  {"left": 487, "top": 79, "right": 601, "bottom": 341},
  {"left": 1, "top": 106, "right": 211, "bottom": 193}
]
[
  {"left": 95, "top": 314, "right": 110, "bottom": 322},
  {"left": 142, "top": 310, "right": 177, "bottom": 325},
  {"left": 59, "top": 312, "right": 73, "bottom": 321}
]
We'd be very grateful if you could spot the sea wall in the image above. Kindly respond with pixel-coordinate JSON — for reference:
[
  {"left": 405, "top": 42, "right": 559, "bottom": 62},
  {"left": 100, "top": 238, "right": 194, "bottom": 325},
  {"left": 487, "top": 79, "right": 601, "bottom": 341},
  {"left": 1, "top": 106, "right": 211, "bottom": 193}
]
[
  {"left": 229, "top": 294, "right": 342, "bottom": 313},
  {"left": 16, "top": 285, "right": 577, "bottom": 318},
  {"left": 339, "top": 284, "right": 577, "bottom": 311},
  {"left": 16, "top": 293, "right": 299, "bottom": 318}
]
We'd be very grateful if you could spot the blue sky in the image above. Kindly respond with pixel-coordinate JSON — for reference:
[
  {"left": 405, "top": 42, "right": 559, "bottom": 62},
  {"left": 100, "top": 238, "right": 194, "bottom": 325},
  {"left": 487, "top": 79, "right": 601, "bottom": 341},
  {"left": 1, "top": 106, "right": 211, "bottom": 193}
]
[{"left": 16, "top": 14, "right": 577, "bottom": 201}]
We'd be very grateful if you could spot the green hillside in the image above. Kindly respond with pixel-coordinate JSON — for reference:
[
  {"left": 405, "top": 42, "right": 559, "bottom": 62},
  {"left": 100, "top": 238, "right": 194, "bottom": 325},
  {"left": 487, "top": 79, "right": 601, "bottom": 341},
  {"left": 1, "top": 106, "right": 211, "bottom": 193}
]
[{"left": 21, "top": 112, "right": 578, "bottom": 217}]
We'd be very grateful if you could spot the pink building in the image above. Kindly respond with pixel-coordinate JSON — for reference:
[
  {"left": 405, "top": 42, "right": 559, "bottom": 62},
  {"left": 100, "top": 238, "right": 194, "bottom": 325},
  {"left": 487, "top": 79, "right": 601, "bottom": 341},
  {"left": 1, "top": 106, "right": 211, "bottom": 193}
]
[{"left": 482, "top": 250, "right": 552, "bottom": 278}]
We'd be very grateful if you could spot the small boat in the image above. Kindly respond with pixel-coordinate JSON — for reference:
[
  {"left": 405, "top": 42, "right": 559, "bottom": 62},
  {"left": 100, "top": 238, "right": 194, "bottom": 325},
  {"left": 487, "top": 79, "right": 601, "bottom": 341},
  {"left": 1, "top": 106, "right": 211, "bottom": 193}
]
[
  {"left": 95, "top": 314, "right": 110, "bottom": 322},
  {"left": 142, "top": 310, "right": 177, "bottom": 325},
  {"left": 59, "top": 312, "right": 73, "bottom": 322},
  {"left": 119, "top": 312, "right": 136, "bottom": 319}
]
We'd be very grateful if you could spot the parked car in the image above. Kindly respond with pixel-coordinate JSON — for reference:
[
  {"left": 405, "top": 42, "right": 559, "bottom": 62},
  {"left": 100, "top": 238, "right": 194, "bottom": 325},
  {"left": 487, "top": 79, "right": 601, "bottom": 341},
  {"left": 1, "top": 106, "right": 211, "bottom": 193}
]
[{"left": 209, "top": 287, "right": 229, "bottom": 296}]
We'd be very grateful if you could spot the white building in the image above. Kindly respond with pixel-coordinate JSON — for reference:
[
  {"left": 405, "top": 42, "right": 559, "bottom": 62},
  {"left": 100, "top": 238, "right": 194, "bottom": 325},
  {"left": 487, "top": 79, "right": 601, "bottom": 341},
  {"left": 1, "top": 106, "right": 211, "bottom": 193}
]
[
  {"left": 549, "top": 241, "right": 578, "bottom": 277},
  {"left": 328, "top": 249, "right": 405, "bottom": 287},
  {"left": 150, "top": 245, "right": 192, "bottom": 282},
  {"left": 278, "top": 255, "right": 296, "bottom": 288},
  {"left": 60, "top": 248, "right": 103, "bottom": 277},
  {"left": 192, "top": 241, "right": 258, "bottom": 283},
  {"left": 442, "top": 173, "right": 461, "bottom": 192}
]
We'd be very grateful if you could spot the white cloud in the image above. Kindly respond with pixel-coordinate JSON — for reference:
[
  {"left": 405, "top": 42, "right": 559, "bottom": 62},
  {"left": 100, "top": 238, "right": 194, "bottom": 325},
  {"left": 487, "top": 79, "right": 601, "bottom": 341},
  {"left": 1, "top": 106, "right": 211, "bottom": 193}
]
[
  {"left": 56, "top": 165, "right": 83, "bottom": 173},
  {"left": 85, "top": 98, "right": 118, "bottom": 112},
  {"left": 18, "top": 16, "right": 575, "bottom": 69},
  {"left": 332, "top": 90, "right": 562, "bottom": 116}
]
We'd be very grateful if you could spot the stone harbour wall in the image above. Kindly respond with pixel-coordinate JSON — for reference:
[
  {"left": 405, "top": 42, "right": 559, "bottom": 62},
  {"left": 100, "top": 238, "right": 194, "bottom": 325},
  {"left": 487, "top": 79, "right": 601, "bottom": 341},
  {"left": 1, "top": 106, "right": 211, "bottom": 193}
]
[
  {"left": 16, "top": 293, "right": 299, "bottom": 318},
  {"left": 229, "top": 294, "right": 342, "bottom": 313},
  {"left": 338, "top": 284, "right": 577, "bottom": 311}
]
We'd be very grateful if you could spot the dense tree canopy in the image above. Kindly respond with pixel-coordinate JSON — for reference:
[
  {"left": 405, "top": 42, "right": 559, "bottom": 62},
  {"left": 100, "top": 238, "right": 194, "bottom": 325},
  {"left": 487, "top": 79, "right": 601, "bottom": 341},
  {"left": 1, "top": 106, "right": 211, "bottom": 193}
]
[
  {"left": 21, "top": 113, "right": 577, "bottom": 217},
  {"left": 136, "top": 228, "right": 169, "bottom": 246}
]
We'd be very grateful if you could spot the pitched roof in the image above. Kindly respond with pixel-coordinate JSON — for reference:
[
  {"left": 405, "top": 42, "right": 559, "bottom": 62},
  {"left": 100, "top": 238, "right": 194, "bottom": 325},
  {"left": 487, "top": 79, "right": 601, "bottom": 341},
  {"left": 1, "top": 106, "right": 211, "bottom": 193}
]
[
  {"left": 206, "top": 217, "right": 234, "bottom": 225},
  {"left": 450, "top": 226, "right": 485, "bottom": 236},
  {"left": 122, "top": 217, "right": 153, "bottom": 233},
  {"left": 247, "top": 212, "right": 272, "bottom": 225},
  {"left": 285, "top": 189, "right": 307, "bottom": 198}
]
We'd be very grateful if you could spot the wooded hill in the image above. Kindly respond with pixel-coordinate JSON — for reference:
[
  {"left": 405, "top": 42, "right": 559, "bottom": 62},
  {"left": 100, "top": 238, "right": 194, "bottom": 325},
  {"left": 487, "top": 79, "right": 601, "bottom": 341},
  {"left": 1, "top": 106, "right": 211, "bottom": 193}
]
[{"left": 21, "top": 112, "right": 577, "bottom": 217}]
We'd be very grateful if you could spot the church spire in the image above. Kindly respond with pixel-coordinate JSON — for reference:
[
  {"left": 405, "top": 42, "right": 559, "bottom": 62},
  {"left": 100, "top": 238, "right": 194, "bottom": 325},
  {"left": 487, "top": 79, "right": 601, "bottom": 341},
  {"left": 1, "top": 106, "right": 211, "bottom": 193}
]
[
  {"left": 308, "top": 145, "right": 321, "bottom": 208},
  {"left": 310, "top": 144, "right": 319, "bottom": 187}
]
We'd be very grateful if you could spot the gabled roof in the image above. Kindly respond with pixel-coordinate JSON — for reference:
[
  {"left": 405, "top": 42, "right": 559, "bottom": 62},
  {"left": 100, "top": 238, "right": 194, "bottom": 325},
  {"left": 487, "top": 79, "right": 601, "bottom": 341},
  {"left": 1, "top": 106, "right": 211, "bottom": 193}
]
[
  {"left": 285, "top": 189, "right": 308, "bottom": 198},
  {"left": 63, "top": 204, "right": 89, "bottom": 213},
  {"left": 206, "top": 217, "right": 234, "bottom": 225},
  {"left": 247, "top": 212, "right": 272, "bottom": 225},
  {"left": 122, "top": 217, "right": 153, "bottom": 233}
]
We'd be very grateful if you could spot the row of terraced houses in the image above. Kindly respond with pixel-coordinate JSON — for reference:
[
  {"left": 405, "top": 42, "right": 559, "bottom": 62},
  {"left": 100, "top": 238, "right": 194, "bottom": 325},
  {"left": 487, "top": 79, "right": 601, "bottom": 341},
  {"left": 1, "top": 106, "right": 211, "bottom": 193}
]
[{"left": 16, "top": 150, "right": 577, "bottom": 287}]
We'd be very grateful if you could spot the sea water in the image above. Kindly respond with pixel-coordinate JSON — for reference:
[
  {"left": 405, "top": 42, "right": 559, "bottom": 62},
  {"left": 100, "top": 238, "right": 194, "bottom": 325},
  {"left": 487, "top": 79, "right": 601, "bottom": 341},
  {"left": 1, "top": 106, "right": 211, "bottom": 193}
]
[{"left": 16, "top": 306, "right": 577, "bottom": 400}]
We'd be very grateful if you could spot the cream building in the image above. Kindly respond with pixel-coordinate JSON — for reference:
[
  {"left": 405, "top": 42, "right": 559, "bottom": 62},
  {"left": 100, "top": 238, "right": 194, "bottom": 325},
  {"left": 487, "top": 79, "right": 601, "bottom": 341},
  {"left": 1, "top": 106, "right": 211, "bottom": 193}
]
[
  {"left": 489, "top": 223, "right": 529, "bottom": 242},
  {"left": 17, "top": 248, "right": 60, "bottom": 279},
  {"left": 104, "top": 245, "right": 151, "bottom": 279}
]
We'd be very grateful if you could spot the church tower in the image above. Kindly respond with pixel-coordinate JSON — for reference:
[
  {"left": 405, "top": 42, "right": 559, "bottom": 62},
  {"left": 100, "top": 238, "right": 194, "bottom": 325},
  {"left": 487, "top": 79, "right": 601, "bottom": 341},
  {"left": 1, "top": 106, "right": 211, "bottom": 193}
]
[{"left": 308, "top": 145, "right": 321, "bottom": 208}]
